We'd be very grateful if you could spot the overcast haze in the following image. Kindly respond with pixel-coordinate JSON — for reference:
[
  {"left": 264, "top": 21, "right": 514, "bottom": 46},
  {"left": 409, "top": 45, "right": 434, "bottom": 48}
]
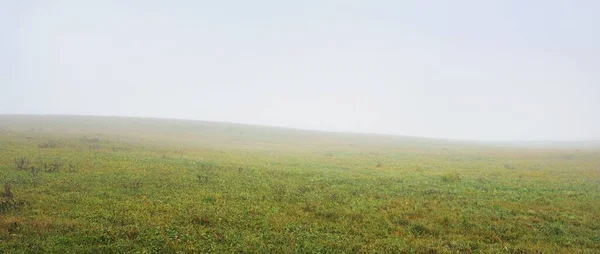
[{"left": 2, "top": 1, "right": 599, "bottom": 141}]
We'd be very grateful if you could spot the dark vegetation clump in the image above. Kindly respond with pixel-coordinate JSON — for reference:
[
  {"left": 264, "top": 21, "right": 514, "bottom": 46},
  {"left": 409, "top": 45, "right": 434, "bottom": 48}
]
[
  {"left": 195, "top": 161, "right": 221, "bottom": 185},
  {"left": 273, "top": 184, "right": 287, "bottom": 201},
  {"left": 409, "top": 223, "right": 430, "bottom": 237},
  {"left": 67, "top": 163, "right": 76, "bottom": 173},
  {"left": 198, "top": 161, "right": 219, "bottom": 171},
  {"left": 1, "top": 183, "right": 14, "bottom": 213},
  {"left": 197, "top": 175, "right": 209, "bottom": 184},
  {"left": 441, "top": 172, "right": 461, "bottom": 183},
  {"left": 16, "top": 157, "right": 65, "bottom": 173},
  {"left": 191, "top": 215, "right": 211, "bottom": 226},
  {"left": 3, "top": 183, "right": 13, "bottom": 200},
  {"left": 39, "top": 140, "right": 59, "bottom": 148},
  {"left": 14, "top": 157, "right": 29, "bottom": 170},
  {"left": 30, "top": 166, "right": 41, "bottom": 187},
  {"left": 41, "top": 160, "right": 62, "bottom": 173},
  {"left": 504, "top": 163, "right": 516, "bottom": 170},
  {"left": 80, "top": 136, "right": 100, "bottom": 143},
  {"left": 123, "top": 180, "right": 142, "bottom": 190},
  {"left": 0, "top": 183, "right": 23, "bottom": 213}
]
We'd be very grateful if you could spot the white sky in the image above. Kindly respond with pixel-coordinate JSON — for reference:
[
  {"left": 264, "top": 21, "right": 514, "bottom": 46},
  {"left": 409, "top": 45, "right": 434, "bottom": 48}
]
[{"left": 2, "top": 0, "right": 599, "bottom": 141}]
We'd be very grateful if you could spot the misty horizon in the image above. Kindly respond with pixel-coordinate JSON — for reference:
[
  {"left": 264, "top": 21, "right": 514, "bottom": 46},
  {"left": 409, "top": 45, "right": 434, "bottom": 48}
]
[
  {"left": 3, "top": 1, "right": 600, "bottom": 141},
  {"left": 4, "top": 114, "right": 600, "bottom": 145}
]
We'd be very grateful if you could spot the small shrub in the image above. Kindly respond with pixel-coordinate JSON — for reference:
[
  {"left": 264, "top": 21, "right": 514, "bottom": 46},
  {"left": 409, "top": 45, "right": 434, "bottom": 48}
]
[
  {"left": 191, "top": 215, "right": 211, "bottom": 226},
  {"left": 317, "top": 210, "right": 340, "bottom": 221},
  {"left": 297, "top": 185, "right": 313, "bottom": 195},
  {"left": 14, "top": 157, "right": 29, "bottom": 170},
  {"left": 30, "top": 166, "right": 41, "bottom": 187},
  {"left": 376, "top": 161, "right": 383, "bottom": 168},
  {"left": 389, "top": 216, "right": 409, "bottom": 226},
  {"left": 202, "top": 196, "right": 217, "bottom": 204},
  {"left": 351, "top": 189, "right": 362, "bottom": 196},
  {"left": 347, "top": 213, "right": 364, "bottom": 223},
  {"left": 197, "top": 174, "right": 209, "bottom": 184},
  {"left": 39, "top": 140, "right": 59, "bottom": 148},
  {"left": 123, "top": 180, "right": 142, "bottom": 190},
  {"left": 273, "top": 185, "right": 287, "bottom": 201},
  {"left": 441, "top": 216, "right": 451, "bottom": 226},
  {"left": 545, "top": 224, "right": 564, "bottom": 236},
  {"left": 67, "top": 163, "right": 76, "bottom": 173},
  {"left": 302, "top": 202, "right": 316, "bottom": 212},
  {"left": 81, "top": 136, "right": 100, "bottom": 143},
  {"left": 504, "top": 163, "right": 516, "bottom": 170},
  {"left": 42, "top": 160, "right": 62, "bottom": 173},
  {"left": 476, "top": 176, "right": 488, "bottom": 183},
  {"left": 423, "top": 188, "right": 441, "bottom": 195},
  {"left": 441, "top": 172, "right": 461, "bottom": 183},
  {"left": 460, "top": 215, "right": 473, "bottom": 229},
  {"left": 3, "top": 183, "right": 13, "bottom": 199},
  {"left": 409, "top": 223, "right": 430, "bottom": 237},
  {"left": 197, "top": 161, "right": 220, "bottom": 172},
  {"left": 327, "top": 193, "right": 336, "bottom": 201},
  {"left": 123, "top": 225, "right": 140, "bottom": 240},
  {"left": 1, "top": 183, "right": 19, "bottom": 213}
]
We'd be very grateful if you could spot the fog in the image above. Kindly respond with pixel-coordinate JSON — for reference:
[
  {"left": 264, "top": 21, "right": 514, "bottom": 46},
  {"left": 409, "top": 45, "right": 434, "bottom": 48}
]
[{"left": 2, "top": 1, "right": 599, "bottom": 141}]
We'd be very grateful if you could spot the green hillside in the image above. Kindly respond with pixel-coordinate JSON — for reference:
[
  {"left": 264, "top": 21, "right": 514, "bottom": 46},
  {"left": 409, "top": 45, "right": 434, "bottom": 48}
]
[{"left": 1, "top": 115, "right": 598, "bottom": 252}]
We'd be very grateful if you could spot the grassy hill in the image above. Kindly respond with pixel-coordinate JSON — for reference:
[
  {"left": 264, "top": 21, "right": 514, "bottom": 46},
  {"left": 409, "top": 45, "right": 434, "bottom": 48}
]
[{"left": 1, "top": 115, "right": 599, "bottom": 252}]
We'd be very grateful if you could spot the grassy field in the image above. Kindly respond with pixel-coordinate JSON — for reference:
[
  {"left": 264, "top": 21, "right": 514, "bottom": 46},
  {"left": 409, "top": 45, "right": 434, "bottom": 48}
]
[{"left": 0, "top": 115, "right": 599, "bottom": 253}]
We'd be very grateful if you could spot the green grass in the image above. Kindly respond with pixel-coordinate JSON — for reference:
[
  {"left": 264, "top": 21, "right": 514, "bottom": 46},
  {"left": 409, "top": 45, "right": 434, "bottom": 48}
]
[{"left": 1, "top": 115, "right": 599, "bottom": 252}]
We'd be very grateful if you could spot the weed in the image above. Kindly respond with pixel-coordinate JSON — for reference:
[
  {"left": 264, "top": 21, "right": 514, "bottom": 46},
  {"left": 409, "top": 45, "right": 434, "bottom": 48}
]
[
  {"left": 460, "top": 215, "right": 473, "bottom": 229},
  {"left": 67, "top": 163, "right": 76, "bottom": 173},
  {"left": 389, "top": 215, "right": 409, "bottom": 226},
  {"left": 81, "top": 136, "right": 101, "bottom": 143},
  {"left": 123, "top": 180, "right": 143, "bottom": 190},
  {"left": 0, "top": 183, "right": 18, "bottom": 213},
  {"left": 273, "top": 185, "right": 287, "bottom": 201},
  {"left": 409, "top": 223, "right": 430, "bottom": 237},
  {"left": 442, "top": 215, "right": 451, "bottom": 226},
  {"left": 545, "top": 224, "right": 565, "bottom": 236},
  {"left": 41, "top": 160, "right": 62, "bottom": 173},
  {"left": 198, "top": 161, "right": 219, "bottom": 171},
  {"left": 197, "top": 175, "right": 209, "bottom": 184},
  {"left": 191, "top": 215, "right": 211, "bottom": 226},
  {"left": 3, "top": 183, "right": 13, "bottom": 199},
  {"left": 123, "top": 225, "right": 140, "bottom": 240},
  {"left": 440, "top": 172, "right": 461, "bottom": 183},
  {"left": 39, "top": 140, "right": 59, "bottom": 148},
  {"left": 30, "top": 166, "right": 41, "bottom": 187},
  {"left": 476, "top": 176, "right": 488, "bottom": 183},
  {"left": 302, "top": 202, "right": 317, "bottom": 212},
  {"left": 14, "top": 157, "right": 29, "bottom": 170}
]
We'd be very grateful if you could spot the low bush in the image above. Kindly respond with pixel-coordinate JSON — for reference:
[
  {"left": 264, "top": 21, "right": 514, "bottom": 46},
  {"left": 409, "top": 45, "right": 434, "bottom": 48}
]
[
  {"left": 441, "top": 172, "right": 461, "bottom": 183},
  {"left": 14, "top": 157, "right": 29, "bottom": 170},
  {"left": 39, "top": 140, "right": 59, "bottom": 149}
]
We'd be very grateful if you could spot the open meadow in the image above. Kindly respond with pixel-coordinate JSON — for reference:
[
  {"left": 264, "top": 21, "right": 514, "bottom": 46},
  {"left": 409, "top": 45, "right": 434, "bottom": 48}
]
[{"left": 0, "top": 115, "right": 599, "bottom": 253}]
